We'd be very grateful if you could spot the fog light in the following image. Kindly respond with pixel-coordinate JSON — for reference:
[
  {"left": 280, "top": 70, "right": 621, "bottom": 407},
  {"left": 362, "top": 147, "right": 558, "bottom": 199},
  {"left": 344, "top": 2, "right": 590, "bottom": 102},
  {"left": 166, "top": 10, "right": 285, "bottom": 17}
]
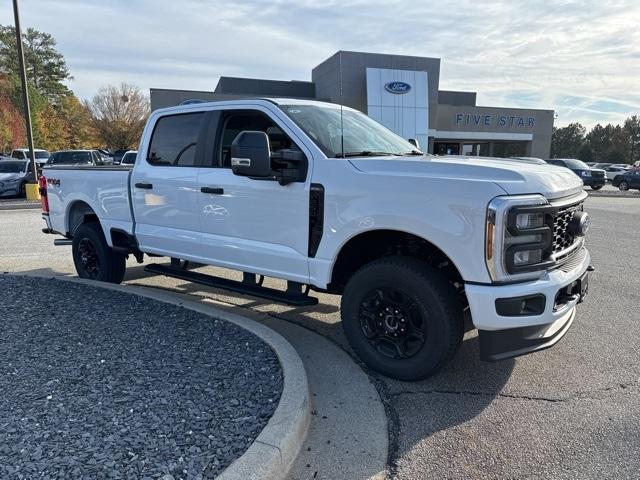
[
  {"left": 513, "top": 249, "right": 543, "bottom": 266},
  {"left": 495, "top": 294, "right": 546, "bottom": 316}
]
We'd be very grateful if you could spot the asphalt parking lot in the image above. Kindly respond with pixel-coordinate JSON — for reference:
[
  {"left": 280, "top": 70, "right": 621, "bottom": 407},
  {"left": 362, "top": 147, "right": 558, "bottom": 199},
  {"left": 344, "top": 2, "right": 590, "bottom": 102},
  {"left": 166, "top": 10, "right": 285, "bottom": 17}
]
[{"left": 1, "top": 195, "right": 639, "bottom": 479}]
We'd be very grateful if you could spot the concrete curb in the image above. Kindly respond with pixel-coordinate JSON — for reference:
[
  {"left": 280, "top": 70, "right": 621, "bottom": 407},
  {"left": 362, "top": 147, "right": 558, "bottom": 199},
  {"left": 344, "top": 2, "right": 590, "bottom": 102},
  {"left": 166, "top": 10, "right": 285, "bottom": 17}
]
[
  {"left": 5, "top": 273, "right": 311, "bottom": 480},
  {"left": 586, "top": 190, "right": 639, "bottom": 198},
  {"left": 0, "top": 201, "right": 41, "bottom": 210}
]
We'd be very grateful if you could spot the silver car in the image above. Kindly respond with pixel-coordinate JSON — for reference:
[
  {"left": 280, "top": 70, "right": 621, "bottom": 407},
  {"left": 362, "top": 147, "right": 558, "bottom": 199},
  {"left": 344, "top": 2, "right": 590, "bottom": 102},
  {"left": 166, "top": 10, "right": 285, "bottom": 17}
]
[{"left": 0, "top": 160, "right": 36, "bottom": 197}]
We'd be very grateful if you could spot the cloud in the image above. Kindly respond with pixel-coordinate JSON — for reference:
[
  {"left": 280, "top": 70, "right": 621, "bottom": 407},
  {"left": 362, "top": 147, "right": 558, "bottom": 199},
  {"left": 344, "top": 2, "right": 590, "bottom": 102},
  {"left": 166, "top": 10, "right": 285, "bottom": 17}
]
[{"left": 1, "top": 0, "right": 638, "bottom": 127}]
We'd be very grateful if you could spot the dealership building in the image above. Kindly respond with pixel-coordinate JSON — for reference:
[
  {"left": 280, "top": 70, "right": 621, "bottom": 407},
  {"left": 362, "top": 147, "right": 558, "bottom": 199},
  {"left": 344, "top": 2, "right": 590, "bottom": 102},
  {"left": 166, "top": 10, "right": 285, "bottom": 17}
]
[{"left": 150, "top": 51, "right": 554, "bottom": 158}]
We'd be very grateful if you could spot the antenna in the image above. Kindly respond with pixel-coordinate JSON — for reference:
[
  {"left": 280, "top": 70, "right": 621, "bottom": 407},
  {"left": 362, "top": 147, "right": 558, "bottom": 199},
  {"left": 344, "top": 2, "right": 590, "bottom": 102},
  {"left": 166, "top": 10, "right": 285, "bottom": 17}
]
[{"left": 339, "top": 51, "right": 344, "bottom": 157}]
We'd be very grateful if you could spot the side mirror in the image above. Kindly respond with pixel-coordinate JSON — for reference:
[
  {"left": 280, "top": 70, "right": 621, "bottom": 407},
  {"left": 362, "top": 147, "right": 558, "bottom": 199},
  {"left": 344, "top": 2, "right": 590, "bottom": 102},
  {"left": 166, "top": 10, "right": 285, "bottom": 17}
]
[
  {"left": 231, "top": 131, "right": 272, "bottom": 177},
  {"left": 408, "top": 138, "right": 420, "bottom": 149}
]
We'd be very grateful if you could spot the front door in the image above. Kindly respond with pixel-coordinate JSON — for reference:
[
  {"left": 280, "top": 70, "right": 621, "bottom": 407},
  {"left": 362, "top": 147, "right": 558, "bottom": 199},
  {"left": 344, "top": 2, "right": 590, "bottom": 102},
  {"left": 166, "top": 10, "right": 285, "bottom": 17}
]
[
  {"left": 196, "top": 106, "right": 312, "bottom": 283},
  {"left": 131, "top": 111, "right": 208, "bottom": 259}
]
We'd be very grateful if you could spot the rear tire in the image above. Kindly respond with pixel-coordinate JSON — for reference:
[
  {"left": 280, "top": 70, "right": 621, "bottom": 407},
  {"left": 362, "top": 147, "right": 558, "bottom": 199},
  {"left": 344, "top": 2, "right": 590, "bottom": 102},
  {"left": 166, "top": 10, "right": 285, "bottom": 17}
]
[
  {"left": 19, "top": 182, "right": 27, "bottom": 198},
  {"left": 619, "top": 181, "right": 629, "bottom": 191},
  {"left": 72, "top": 222, "right": 126, "bottom": 283},
  {"left": 340, "top": 257, "right": 463, "bottom": 381},
  {"left": 590, "top": 185, "right": 603, "bottom": 190}
]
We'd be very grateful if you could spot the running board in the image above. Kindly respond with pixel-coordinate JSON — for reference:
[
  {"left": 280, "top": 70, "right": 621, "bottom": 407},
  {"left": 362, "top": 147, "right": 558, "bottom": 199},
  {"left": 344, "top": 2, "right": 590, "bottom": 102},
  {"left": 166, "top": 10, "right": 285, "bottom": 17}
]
[{"left": 144, "top": 263, "right": 318, "bottom": 307}]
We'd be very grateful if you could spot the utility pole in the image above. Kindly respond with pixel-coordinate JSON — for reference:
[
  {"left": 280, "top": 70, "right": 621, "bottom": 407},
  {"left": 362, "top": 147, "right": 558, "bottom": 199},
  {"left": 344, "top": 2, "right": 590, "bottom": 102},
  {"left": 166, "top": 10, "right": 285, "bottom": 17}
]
[{"left": 12, "top": 0, "right": 38, "bottom": 180}]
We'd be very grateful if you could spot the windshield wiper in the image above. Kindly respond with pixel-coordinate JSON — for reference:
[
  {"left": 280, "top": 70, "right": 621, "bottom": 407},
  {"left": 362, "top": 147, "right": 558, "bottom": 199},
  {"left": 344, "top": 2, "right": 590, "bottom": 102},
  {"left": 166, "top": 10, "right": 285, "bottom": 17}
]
[
  {"left": 400, "top": 150, "right": 424, "bottom": 156},
  {"left": 337, "top": 151, "right": 399, "bottom": 158}
]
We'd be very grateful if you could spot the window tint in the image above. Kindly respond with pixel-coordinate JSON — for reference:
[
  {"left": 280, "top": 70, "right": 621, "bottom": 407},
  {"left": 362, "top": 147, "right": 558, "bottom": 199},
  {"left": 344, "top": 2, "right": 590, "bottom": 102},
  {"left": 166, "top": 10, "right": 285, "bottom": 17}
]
[
  {"left": 216, "top": 111, "right": 300, "bottom": 168},
  {"left": 12, "top": 151, "right": 25, "bottom": 159},
  {"left": 148, "top": 113, "right": 205, "bottom": 167}
]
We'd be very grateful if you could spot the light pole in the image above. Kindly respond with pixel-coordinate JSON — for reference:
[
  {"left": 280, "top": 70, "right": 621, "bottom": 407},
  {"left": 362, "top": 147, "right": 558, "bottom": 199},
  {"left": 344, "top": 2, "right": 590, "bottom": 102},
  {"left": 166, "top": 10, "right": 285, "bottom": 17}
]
[{"left": 12, "top": 0, "right": 38, "bottom": 181}]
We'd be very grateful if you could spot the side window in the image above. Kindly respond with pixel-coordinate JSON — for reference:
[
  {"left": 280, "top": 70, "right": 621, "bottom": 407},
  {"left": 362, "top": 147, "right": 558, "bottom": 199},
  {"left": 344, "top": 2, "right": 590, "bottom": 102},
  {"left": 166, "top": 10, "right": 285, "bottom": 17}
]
[
  {"left": 12, "top": 151, "right": 23, "bottom": 159},
  {"left": 147, "top": 112, "right": 205, "bottom": 167},
  {"left": 215, "top": 110, "right": 301, "bottom": 168}
]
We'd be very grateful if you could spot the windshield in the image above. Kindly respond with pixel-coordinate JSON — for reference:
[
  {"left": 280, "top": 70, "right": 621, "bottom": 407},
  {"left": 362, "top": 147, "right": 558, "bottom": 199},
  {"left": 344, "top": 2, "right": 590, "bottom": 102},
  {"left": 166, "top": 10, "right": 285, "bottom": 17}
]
[
  {"left": 48, "top": 151, "right": 93, "bottom": 165},
  {"left": 279, "top": 104, "right": 422, "bottom": 158},
  {"left": 562, "top": 159, "right": 590, "bottom": 169},
  {"left": 0, "top": 161, "right": 27, "bottom": 173},
  {"left": 35, "top": 151, "right": 50, "bottom": 159}
]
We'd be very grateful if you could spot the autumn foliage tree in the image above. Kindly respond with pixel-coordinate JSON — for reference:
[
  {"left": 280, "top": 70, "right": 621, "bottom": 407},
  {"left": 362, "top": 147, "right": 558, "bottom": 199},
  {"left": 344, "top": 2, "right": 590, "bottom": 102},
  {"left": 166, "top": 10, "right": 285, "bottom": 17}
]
[{"left": 88, "top": 83, "right": 149, "bottom": 150}]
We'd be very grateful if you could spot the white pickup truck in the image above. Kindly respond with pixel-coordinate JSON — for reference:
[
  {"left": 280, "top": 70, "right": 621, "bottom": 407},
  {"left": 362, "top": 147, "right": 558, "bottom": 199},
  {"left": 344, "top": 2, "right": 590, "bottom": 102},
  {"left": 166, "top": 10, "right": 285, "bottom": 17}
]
[{"left": 40, "top": 98, "right": 592, "bottom": 380}]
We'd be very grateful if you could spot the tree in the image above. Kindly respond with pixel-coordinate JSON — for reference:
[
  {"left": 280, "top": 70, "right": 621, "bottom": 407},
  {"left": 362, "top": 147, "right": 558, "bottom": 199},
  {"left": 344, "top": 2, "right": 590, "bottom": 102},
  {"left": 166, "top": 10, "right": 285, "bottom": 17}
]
[
  {"left": 57, "top": 95, "right": 98, "bottom": 149},
  {"left": 0, "top": 75, "right": 25, "bottom": 152},
  {"left": 586, "top": 124, "right": 630, "bottom": 163},
  {"left": 88, "top": 83, "right": 149, "bottom": 150},
  {"left": 550, "top": 123, "right": 586, "bottom": 159},
  {"left": 0, "top": 25, "right": 71, "bottom": 100},
  {"left": 624, "top": 115, "right": 640, "bottom": 164}
]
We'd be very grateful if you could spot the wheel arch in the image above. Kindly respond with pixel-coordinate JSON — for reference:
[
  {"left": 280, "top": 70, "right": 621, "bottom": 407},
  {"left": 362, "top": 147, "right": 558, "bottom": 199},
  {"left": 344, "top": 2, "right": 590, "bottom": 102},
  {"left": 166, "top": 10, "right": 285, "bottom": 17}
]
[
  {"left": 327, "top": 229, "right": 465, "bottom": 295},
  {"left": 66, "top": 200, "right": 98, "bottom": 236}
]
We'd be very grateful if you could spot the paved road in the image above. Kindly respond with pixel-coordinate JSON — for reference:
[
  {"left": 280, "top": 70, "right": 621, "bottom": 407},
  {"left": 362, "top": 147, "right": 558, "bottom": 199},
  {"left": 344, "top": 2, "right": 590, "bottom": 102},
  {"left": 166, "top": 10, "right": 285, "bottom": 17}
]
[{"left": 1, "top": 197, "right": 639, "bottom": 479}]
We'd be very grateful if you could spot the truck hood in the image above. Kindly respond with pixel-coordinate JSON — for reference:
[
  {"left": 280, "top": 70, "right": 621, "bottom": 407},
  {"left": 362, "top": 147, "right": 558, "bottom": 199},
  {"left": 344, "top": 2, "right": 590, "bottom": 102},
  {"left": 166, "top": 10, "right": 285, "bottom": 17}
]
[{"left": 348, "top": 155, "right": 583, "bottom": 200}]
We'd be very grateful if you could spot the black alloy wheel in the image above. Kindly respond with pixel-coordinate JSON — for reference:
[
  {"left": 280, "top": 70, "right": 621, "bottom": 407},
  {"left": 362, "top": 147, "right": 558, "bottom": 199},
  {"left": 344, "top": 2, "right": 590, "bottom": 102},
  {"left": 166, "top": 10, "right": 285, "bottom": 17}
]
[
  {"left": 77, "top": 237, "right": 100, "bottom": 279},
  {"left": 359, "top": 287, "right": 426, "bottom": 359}
]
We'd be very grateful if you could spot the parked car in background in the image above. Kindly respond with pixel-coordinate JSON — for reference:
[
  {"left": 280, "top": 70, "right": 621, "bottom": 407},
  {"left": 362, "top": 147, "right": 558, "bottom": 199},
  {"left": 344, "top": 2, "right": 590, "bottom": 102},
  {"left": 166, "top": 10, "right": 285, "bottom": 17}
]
[
  {"left": 113, "top": 150, "right": 128, "bottom": 164},
  {"left": 47, "top": 150, "right": 105, "bottom": 166},
  {"left": 509, "top": 156, "right": 547, "bottom": 165},
  {"left": 585, "top": 162, "right": 596, "bottom": 167},
  {"left": 95, "top": 150, "right": 114, "bottom": 165},
  {"left": 603, "top": 165, "right": 629, "bottom": 181},
  {"left": 120, "top": 150, "right": 137, "bottom": 165},
  {"left": 612, "top": 170, "right": 640, "bottom": 191},
  {"left": 0, "top": 159, "right": 36, "bottom": 197},
  {"left": 592, "top": 162, "right": 612, "bottom": 169},
  {"left": 10, "top": 148, "right": 51, "bottom": 166},
  {"left": 546, "top": 158, "right": 606, "bottom": 190}
]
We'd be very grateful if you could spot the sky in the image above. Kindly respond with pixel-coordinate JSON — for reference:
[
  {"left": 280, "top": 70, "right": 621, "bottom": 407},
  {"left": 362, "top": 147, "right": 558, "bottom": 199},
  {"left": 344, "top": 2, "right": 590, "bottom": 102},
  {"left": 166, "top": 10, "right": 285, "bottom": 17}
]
[{"left": 1, "top": 0, "right": 639, "bottom": 128}]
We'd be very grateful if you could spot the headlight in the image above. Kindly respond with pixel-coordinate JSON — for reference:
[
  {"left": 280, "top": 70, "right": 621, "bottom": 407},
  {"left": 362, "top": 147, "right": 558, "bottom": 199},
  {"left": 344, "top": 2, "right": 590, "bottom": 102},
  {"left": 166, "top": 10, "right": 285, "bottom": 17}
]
[
  {"left": 580, "top": 171, "right": 592, "bottom": 177},
  {"left": 486, "top": 195, "right": 554, "bottom": 282}
]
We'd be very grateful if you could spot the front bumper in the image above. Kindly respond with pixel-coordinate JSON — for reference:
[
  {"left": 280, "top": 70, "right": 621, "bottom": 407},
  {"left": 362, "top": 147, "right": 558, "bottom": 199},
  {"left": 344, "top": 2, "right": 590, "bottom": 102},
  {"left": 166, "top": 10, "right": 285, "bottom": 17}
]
[
  {"left": 466, "top": 248, "right": 590, "bottom": 361},
  {"left": 0, "top": 185, "right": 21, "bottom": 197},
  {"left": 583, "top": 177, "right": 606, "bottom": 187}
]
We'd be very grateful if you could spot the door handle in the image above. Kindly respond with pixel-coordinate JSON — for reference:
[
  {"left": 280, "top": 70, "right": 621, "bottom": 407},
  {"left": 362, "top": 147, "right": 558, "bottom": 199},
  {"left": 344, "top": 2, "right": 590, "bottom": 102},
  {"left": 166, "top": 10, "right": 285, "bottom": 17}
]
[
  {"left": 135, "top": 182, "right": 153, "bottom": 189},
  {"left": 201, "top": 186, "right": 224, "bottom": 195}
]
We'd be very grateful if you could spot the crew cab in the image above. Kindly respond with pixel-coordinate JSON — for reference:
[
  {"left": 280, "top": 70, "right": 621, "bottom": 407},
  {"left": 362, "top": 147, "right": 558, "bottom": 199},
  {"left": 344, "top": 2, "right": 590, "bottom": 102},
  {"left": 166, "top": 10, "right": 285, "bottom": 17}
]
[{"left": 40, "top": 99, "right": 593, "bottom": 380}]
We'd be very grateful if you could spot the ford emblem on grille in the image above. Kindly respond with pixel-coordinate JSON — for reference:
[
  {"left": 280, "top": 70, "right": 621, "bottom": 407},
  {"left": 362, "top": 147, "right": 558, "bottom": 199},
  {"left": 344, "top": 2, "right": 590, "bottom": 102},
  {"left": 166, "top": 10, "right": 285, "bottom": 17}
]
[
  {"left": 568, "top": 211, "right": 590, "bottom": 236},
  {"left": 384, "top": 81, "right": 411, "bottom": 94}
]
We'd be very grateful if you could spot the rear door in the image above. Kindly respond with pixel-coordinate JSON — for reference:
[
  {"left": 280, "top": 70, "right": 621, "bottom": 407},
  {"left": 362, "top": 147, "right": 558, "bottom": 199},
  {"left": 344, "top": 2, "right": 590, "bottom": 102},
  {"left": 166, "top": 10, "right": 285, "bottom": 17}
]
[
  {"left": 131, "top": 111, "right": 208, "bottom": 260},
  {"left": 195, "top": 105, "right": 313, "bottom": 283}
]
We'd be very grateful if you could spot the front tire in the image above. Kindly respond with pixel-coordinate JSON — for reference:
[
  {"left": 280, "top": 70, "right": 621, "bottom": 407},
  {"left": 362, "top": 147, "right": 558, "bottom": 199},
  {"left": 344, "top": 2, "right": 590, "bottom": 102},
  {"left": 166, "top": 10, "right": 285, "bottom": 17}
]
[
  {"left": 591, "top": 185, "right": 603, "bottom": 190},
  {"left": 618, "top": 181, "right": 629, "bottom": 191},
  {"left": 341, "top": 257, "right": 463, "bottom": 381},
  {"left": 72, "top": 222, "right": 126, "bottom": 283}
]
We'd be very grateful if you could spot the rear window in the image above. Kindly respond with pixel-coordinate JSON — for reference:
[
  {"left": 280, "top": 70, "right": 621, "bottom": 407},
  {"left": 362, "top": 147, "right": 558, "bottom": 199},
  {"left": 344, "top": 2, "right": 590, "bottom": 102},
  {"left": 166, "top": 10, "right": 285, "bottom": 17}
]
[
  {"left": 147, "top": 113, "right": 205, "bottom": 167},
  {"left": 48, "top": 151, "right": 93, "bottom": 165}
]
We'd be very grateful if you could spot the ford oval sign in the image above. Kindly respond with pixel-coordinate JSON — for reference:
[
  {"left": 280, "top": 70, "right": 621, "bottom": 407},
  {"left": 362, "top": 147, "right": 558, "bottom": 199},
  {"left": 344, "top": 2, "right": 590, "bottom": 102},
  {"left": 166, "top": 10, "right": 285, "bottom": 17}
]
[{"left": 384, "top": 81, "right": 411, "bottom": 94}]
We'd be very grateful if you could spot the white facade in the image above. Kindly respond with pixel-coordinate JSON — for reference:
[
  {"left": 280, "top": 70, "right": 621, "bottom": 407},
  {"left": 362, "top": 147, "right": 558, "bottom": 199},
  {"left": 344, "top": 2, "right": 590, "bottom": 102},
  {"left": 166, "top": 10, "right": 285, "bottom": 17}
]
[{"left": 365, "top": 68, "right": 429, "bottom": 150}]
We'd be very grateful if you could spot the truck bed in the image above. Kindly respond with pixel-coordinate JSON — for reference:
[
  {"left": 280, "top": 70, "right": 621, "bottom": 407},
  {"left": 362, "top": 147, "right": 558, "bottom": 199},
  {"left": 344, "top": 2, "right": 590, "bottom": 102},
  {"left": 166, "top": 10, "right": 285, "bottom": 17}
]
[{"left": 43, "top": 165, "right": 134, "bottom": 243}]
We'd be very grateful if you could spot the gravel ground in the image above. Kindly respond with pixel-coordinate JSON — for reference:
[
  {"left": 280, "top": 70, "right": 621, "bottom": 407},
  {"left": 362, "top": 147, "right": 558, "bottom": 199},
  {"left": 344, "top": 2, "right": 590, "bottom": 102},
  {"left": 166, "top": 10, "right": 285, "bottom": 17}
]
[{"left": 0, "top": 275, "right": 282, "bottom": 480}]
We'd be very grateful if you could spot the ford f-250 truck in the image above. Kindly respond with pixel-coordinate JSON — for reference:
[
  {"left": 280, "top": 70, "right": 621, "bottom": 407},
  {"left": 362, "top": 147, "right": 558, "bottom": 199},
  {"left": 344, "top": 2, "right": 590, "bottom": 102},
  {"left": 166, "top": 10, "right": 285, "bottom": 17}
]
[{"left": 40, "top": 99, "right": 592, "bottom": 380}]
